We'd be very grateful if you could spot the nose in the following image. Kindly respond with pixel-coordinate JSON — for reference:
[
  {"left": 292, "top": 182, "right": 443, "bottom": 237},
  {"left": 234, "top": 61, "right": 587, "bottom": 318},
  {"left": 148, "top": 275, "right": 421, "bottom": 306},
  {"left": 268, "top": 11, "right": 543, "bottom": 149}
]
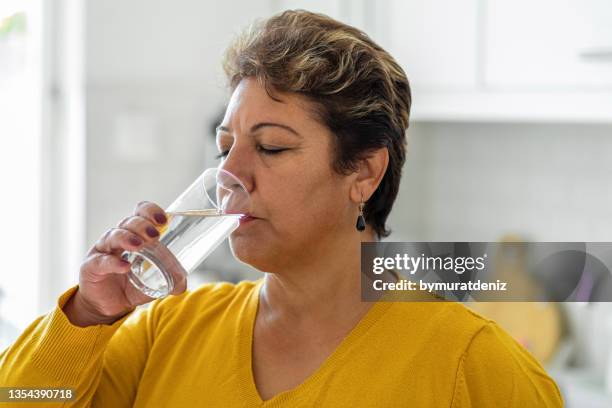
[{"left": 218, "top": 146, "right": 254, "bottom": 194}]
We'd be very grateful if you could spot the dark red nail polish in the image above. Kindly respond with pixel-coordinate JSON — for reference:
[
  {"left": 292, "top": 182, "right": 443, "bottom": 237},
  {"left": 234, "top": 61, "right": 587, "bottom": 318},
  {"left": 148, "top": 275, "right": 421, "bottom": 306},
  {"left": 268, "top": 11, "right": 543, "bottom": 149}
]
[
  {"left": 130, "top": 236, "right": 143, "bottom": 246},
  {"left": 154, "top": 213, "right": 167, "bottom": 225},
  {"left": 146, "top": 226, "right": 160, "bottom": 238}
]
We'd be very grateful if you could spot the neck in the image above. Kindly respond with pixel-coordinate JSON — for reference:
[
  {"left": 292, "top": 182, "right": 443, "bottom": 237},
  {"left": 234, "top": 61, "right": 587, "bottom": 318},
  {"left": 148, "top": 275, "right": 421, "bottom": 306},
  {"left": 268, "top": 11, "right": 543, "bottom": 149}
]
[{"left": 259, "top": 226, "right": 378, "bottom": 330}]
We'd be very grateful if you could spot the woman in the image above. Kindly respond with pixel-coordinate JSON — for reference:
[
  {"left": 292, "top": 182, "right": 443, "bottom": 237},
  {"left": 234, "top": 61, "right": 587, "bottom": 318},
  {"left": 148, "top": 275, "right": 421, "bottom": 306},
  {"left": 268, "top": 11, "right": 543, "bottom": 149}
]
[{"left": 0, "top": 10, "right": 562, "bottom": 407}]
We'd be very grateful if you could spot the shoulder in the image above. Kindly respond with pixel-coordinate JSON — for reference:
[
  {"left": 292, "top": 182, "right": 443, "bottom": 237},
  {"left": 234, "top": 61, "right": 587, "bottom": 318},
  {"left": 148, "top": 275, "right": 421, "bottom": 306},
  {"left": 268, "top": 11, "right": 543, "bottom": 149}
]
[
  {"left": 383, "top": 300, "right": 493, "bottom": 345},
  {"left": 168, "top": 279, "right": 258, "bottom": 305},
  {"left": 371, "top": 300, "right": 497, "bottom": 372},
  {"left": 139, "top": 279, "right": 261, "bottom": 329},
  {"left": 380, "top": 301, "right": 563, "bottom": 406},
  {"left": 452, "top": 319, "right": 563, "bottom": 407}
]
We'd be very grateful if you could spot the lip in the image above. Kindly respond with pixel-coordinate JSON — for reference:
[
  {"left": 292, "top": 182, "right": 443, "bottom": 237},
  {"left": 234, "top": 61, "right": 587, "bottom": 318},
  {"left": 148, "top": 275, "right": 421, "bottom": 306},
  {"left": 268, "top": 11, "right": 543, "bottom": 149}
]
[{"left": 238, "top": 214, "right": 258, "bottom": 225}]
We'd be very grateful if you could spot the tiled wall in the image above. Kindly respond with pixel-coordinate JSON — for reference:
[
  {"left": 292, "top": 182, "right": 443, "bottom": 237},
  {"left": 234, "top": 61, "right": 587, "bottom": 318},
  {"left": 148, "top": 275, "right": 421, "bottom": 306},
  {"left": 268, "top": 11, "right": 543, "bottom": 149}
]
[{"left": 388, "top": 122, "right": 612, "bottom": 243}]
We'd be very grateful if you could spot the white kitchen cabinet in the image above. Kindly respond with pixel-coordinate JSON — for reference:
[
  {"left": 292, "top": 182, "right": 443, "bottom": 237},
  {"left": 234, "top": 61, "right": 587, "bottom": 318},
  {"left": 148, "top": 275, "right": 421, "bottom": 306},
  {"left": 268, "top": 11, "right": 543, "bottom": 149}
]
[
  {"left": 382, "top": 0, "right": 479, "bottom": 91},
  {"left": 485, "top": 0, "right": 612, "bottom": 90},
  {"left": 383, "top": 0, "right": 612, "bottom": 122}
]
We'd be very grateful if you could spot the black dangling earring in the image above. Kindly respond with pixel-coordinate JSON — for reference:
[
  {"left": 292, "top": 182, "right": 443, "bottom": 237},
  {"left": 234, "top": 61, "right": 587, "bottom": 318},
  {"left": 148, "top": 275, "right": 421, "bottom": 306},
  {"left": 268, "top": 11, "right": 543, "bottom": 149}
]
[{"left": 356, "top": 194, "right": 366, "bottom": 232}]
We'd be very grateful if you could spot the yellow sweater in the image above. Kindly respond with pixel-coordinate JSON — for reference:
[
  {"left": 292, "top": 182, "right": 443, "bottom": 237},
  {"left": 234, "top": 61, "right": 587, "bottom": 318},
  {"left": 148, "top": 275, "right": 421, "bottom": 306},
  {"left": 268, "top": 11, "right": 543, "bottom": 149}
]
[{"left": 1, "top": 279, "right": 563, "bottom": 407}]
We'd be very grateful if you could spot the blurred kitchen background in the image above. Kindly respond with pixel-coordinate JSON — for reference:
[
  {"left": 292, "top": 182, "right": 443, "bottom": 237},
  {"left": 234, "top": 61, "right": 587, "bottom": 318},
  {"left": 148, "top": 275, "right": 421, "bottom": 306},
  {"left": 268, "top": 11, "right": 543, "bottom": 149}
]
[{"left": 1, "top": 0, "right": 612, "bottom": 406}]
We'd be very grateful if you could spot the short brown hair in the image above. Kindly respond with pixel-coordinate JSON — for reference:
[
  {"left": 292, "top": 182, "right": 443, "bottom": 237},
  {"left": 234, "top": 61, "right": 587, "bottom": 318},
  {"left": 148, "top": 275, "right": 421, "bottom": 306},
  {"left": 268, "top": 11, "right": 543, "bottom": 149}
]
[{"left": 223, "top": 9, "right": 411, "bottom": 238}]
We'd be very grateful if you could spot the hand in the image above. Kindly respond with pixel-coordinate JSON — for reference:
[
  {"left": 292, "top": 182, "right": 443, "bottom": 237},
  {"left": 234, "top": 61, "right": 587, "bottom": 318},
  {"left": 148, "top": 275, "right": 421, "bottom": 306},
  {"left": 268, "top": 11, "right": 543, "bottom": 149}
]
[{"left": 63, "top": 201, "right": 187, "bottom": 327}]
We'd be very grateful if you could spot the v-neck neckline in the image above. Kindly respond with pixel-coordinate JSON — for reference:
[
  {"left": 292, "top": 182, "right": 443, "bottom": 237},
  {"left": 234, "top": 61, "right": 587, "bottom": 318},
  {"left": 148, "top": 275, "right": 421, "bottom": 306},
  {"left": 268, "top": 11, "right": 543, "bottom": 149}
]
[{"left": 236, "top": 278, "right": 393, "bottom": 406}]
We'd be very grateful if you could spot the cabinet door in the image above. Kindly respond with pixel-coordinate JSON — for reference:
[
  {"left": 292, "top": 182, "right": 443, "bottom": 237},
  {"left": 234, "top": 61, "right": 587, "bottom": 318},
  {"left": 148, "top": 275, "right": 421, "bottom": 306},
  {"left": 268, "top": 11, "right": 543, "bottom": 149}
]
[
  {"left": 382, "top": 0, "right": 479, "bottom": 91},
  {"left": 485, "top": 0, "right": 612, "bottom": 89}
]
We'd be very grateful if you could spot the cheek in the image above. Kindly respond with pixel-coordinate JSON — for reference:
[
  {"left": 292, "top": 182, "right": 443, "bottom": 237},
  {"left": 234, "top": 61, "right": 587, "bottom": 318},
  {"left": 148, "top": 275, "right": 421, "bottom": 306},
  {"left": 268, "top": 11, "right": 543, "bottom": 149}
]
[{"left": 271, "top": 174, "right": 348, "bottom": 232}]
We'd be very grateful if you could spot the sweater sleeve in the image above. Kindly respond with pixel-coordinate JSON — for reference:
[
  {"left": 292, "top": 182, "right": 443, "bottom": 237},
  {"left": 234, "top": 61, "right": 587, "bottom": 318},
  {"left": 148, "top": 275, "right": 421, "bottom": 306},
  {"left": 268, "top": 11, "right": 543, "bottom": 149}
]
[
  {"left": 450, "top": 321, "right": 564, "bottom": 408},
  {"left": 0, "top": 286, "right": 154, "bottom": 408}
]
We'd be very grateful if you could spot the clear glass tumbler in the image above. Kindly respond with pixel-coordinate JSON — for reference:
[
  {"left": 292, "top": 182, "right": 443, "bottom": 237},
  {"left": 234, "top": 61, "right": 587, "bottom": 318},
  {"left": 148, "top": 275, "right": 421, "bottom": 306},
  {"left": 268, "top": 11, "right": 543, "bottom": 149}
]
[{"left": 122, "top": 167, "right": 250, "bottom": 298}]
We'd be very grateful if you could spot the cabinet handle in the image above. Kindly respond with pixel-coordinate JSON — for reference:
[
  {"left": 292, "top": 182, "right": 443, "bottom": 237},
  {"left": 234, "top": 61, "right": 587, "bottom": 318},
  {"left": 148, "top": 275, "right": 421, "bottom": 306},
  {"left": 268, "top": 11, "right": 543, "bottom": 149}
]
[{"left": 578, "top": 47, "right": 612, "bottom": 61}]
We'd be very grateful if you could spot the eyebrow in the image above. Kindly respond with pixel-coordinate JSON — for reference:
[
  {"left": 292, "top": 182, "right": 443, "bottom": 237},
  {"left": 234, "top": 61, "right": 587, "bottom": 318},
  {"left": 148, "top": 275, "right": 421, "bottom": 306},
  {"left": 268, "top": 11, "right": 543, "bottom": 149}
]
[{"left": 216, "top": 122, "right": 302, "bottom": 138}]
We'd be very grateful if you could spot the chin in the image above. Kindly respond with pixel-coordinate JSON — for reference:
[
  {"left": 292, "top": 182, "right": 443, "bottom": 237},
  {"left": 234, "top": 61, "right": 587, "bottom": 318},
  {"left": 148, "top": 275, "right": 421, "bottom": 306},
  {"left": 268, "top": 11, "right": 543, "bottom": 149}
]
[
  {"left": 229, "top": 234, "right": 271, "bottom": 271},
  {"left": 229, "top": 232, "right": 293, "bottom": 273}
]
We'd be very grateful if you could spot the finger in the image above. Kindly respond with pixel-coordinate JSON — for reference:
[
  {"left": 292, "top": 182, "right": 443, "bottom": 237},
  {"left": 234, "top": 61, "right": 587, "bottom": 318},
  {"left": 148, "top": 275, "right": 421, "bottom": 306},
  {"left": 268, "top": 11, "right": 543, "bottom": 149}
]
[
  {"left": 133, "top": 201, "right": 168, "bottom": 227},
  {"left": 81, "top": 253, "right": 132, "bottom": 281},
  {"left": 118, "top": 215, "right": 161, "bottom": 243},
  {"left": 94, "top": 228, "right": 144, "bottom": 255}
]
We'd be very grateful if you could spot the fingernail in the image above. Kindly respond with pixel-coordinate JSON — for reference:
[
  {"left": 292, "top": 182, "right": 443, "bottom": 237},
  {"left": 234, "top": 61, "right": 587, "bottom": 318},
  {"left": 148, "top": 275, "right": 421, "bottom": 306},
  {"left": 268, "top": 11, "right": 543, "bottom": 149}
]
[
  {"left": 154, "top": 213, "right": 167, "bottom": 225},
  {"left": 130, "top": 236, "right": 143, "bottom": 246},
  {"left": 146, "top": 226, "right": 160, "bottom": 238}
]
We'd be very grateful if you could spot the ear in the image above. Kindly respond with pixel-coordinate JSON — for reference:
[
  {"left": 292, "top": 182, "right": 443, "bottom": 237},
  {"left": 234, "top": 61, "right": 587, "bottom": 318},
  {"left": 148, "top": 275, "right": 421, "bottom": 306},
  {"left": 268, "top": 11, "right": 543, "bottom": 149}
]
[{"left": 350, "top": 147, "right": 389, "bottom": 204}]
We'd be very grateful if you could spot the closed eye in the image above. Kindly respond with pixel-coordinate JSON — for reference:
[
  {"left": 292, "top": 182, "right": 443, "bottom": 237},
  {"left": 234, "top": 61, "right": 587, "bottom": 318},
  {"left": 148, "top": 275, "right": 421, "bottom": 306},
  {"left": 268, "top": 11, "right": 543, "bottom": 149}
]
[
  {"left": 256, "top": 145, "right": 288, "bottom": 155},
  {"left": 215, "top": 146, "right": 288, "bottom": 159}
]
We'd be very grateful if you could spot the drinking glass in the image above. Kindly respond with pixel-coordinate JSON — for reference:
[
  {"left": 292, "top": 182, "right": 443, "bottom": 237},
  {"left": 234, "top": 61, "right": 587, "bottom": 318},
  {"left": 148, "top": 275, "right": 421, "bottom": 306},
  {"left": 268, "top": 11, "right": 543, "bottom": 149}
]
[{"left": 122, "top": 167, "right": 250, "bottom": 298}]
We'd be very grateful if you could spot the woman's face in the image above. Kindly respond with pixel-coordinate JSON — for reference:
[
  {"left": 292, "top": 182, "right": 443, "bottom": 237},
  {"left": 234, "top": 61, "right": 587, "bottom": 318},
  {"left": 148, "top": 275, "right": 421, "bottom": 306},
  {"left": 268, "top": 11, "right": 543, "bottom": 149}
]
[{"left": 217, "top": 78, "right": 356, "bottom": 273}]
